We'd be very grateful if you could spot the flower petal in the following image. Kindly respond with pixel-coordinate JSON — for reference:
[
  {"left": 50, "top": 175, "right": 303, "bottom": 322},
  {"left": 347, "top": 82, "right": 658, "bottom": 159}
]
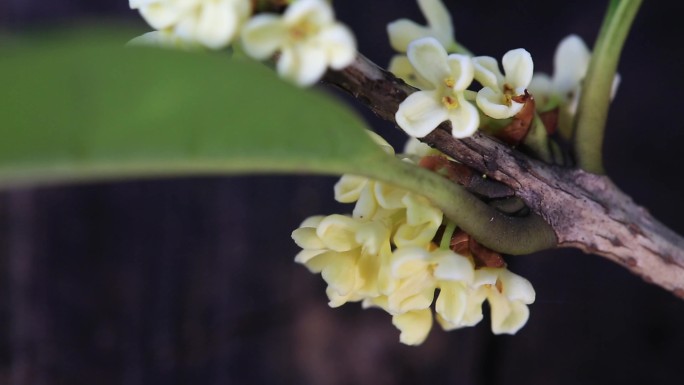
[
  {"left": 318, "top": 250, "right": 359, "bottom": 296},
  {"left": 366, "top": 130, "right": 395, "bottom": 154},
  {"left": 355, "top": 221, "right": 391, "bottom": 256},
  {"left": 394, "top": 221, "right": 438, "bottom": 248},
  {"left": 488, "top": 292, "right": 530, "bottom": 334},
  {"left": 498, "top": 269, "right": 536, "bottom": 304},
  {"left": 388, "top": 55, "right": 431, "bottom": 89},
  {"left": 194, "top": 0, "right": 241, "bottom": 48},
  {"left": 403, "top": 194, "right": 441, "bottom": 227},
  {"left": 418, "top": 0, "right": 454, "bottom": 47},
  {"left": 241, "top": 15, "right": 287, "bottom": 60},
  {"left": 292, "top": 227, "right": 324, "bottom": 250},
  {"left": 389, "top": 247, "right": 431, "bottom": 279},
  {"left": 528, "top": 73, "right": 553, "bottom": 107},
  {"left": 502, "top": 48, "right": 533, "bottom": 89},
  {"left": 388, "top": 19, "right": 431, "bottom": 53},
  {"left": 278, "top": 44, "right": 328, "bottom": 86},
  {"left": 334, "top": 174, "right": 367, "bottom": 203},
  {"left": 472, "top": 56, "right": 503, "bottom": 90},
  {"left": 476, "top": 87, "right": 523, "bottom": 119},
  {"left": 316, "top": 214, "right": 359, "bottom": 251},
  {"left": 319, "top": 24, "right": 357, "bottom": 69},
  {"left": 403, "top": 137, "right": 441, "bottom": 157},
  {"left": 396, "top": 90, "right": 449, "bottom": 138},
  {"left": 392, "top": 308, "right": 433, "bottom": 345},
  {"left": 352, "top": 184, "right": 378, "bottom": 220},
  {"left": 552, "top": 34, "right": 590, "bottom": 95},
  {"left": 447, "top": 93, "right": 479, "bottom": 138},
  {"left": 431, "top": 250, "right": 474, "bottom": 282},
  {"left": 435, "top": 281, "right": 468, "bottom": 326},
  {"left": 446, "top": 54, "right": 474, "bottom": 91},
  {"left": 374, "top": 181, "right": 408, "bottom": 209},
  {"left": 407, "top": 37, "right": 450, "bottom": 87},
  {"left": 138, "top": 3, "right": 185, "bottom": 30},
  {"left": 284, "top": 0, "right": 333, "bottom": 27},
  {"left": 294, "top": 248, "right": 326, "bottom": 266}
]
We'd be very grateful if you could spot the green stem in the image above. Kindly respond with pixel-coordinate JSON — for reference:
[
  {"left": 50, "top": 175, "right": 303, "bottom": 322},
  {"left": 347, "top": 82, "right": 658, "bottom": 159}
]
[
  {"left": 573, "top": 0, "right": 642, "bottom": 174},
  {"left": 440, "top": 220, "right": 457, "bottom": 250}
]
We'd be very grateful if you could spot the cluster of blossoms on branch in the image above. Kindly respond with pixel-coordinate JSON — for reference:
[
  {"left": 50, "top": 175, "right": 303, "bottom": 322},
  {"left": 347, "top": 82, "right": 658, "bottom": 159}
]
[
  {"left": 388, "top": 0, "right": 619, "bottom": 142},
  {"left": 129, "top": 0, "right": 356, "bottom": 86},
  {"left": 129, "top": 0, "right": 622, "bottom": 346},
  {"left": 293, "top": 134, "right": 535, "bottom": 345}
]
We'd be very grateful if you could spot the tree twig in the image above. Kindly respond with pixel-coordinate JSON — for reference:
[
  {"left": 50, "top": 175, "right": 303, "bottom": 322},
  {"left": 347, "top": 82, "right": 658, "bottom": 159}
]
[{"left": 323, "top": 54, "right": 684, "bottom": 298}]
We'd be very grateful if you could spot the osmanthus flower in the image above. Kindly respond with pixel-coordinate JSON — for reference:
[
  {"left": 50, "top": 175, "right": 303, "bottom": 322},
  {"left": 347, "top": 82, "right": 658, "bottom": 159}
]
[
  {"left": 395, "top": 37, "right": 479, "bottom": 139},
  {"left": 366, "top": 247, "right": 475, "bottom": 345},
  {"left": 528, "top": 35, "right": 591, "bottom": 112},
  {"left": 527, "top": 35, "right": 620, "bottom": 135},
  {"left": 240, "top": 0, "right": 356, "bottom": 87},
  {"left": 129, "top": 0, "right": 251, "bottom": 49},
  {"left": 387, "top": 0, "right": 455, "bottom": 53},
  {"left": 469, "top": 268, "right": 536, "bottom": 334},
  {"left": 473, "top": 49, "right": 534, "bottom": 119},
  {"left": 292, "top": 214, "right": 394, "bottom": 307},
  {"left": 387, "top": 0, "right": 456, "bottom": 89},
  {"left": 292, "top": 133, "right": 536, "bottom": 345}
]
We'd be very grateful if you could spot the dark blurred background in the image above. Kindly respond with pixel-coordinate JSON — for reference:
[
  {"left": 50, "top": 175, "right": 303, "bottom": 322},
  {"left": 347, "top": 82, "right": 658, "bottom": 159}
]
[{"left": 2, "top": 1, "right": 684, "bottom": 384}]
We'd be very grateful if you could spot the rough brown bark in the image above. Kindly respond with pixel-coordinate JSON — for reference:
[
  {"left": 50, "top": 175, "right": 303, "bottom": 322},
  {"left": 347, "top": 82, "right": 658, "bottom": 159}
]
[{"left": 323, "top": 55, "right": 684, "bottom": 298}]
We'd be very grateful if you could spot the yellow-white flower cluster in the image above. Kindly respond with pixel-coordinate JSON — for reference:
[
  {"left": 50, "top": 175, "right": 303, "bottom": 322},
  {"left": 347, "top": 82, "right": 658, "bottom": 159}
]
[
  {"left": 292, "top": 134, "right": 536, "bottom": 345},
  {"left": 387, "top": 0, "right": 535, "bottom": 141},
  {"left": 129, "top": 0, "right": 356, "bottom": 87}
]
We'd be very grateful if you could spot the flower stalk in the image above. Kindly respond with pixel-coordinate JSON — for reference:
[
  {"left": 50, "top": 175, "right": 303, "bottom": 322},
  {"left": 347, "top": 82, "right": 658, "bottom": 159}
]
[{"left": 573, "top": 0, "right": 642, "bottom": 174}]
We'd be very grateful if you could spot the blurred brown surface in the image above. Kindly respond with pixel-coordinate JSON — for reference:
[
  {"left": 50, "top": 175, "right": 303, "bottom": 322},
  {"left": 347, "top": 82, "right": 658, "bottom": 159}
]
[{"left": 3, "top": 1, "right": 684, "bottom": 384}]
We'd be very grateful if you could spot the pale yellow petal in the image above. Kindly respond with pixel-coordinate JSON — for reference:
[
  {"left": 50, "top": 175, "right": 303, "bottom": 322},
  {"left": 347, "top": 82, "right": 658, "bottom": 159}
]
[
  {"left": 396, "top": 90, "right": 448, "bottom": 138},
  {"left": 387, "top": 19, "right": 431, "bottom": 53},
  {"left": 291, "top": 227, "right": 325, "bottom": 250},
  {"left": 388, "top": 55, "right": 431, "bottom": 89},
  {"left": 318, "top": 24, "right": 357, "bottom": 69},
  {"left": 431, "top": 250, "right": 474, "bottom": 282},
  {"left": 389, "top": 247, "right": 431, "bottom": 279},
  {"left": 392, "top": 308, "right": 433, "bottom": 345},
  {"left": 333, "top": 174, "right": 368, "bottom": 203},
  {"left": 418, "top": 0, "right": 454, "bottom": 47},
  {"left": 407, "top": 37, "right": 450, "bottom": 87},
  {"left": 446, "top": 54, "right": 474, "bottom": 91},
  {"left": 447, "top": 93, "right": 479, "bottom": 138},
  {"left": 316, "top": 214, "right": 360, "bottom": 251},
  {"left": 434, "top": 281, "right": 468, "bottom": 326},
  {"left": 552, "top": 34, "right": 590, "bottom": 95},
  {"left": 488, "top": 291, "right": 530, "bottom": 334},
  {"left": 240, "top": 15, "right": 287, "bottom": 59},
  {"left": 278, "top": 44, "right": 328, "bottom": 87},
  {"left": 502, "top": 48, "right": 533, "bottom": 90},
  {"left": 472, "top": 56, "right": 503, "bottom": 90},
  {"left": 476, "top": 87, "right": 523, "bottom": 119}
]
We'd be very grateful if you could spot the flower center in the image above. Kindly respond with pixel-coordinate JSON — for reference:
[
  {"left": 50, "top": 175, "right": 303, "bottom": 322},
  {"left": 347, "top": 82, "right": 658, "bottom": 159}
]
[
  {"left": 290, "top": 21, "right": 317, "bottom": 42},
  {"left": 501, "top": 83, "right": 516, "bottom": 106},
  {"left": 444, "top": 77, "right": 456, "bottom": 88},
  {"left": 441, "top": 94, "right": 459, "bottom": 110}
]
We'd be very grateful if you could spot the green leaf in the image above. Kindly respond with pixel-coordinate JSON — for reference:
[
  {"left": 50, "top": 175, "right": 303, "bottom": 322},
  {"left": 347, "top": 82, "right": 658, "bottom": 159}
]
[
  {"left": 0, "top": 27, "right": 557, "bottom": 254},
  {"left": 0, "top": 27, "right": 386, "bottom": 187}
]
